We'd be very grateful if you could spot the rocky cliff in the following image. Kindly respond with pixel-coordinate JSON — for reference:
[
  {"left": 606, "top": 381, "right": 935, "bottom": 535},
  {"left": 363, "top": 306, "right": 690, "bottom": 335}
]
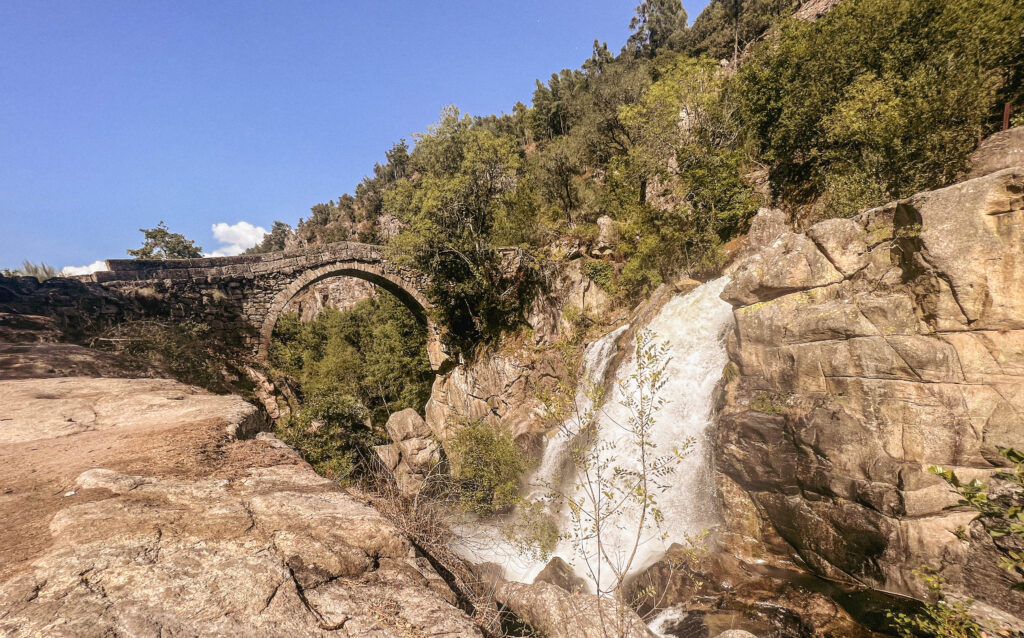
[
  {"left": 716, "top": 157, "right": 1024, "bottom": 624},
  {"left": 425, "top": 258, "right": 613, "bottom": 449}
]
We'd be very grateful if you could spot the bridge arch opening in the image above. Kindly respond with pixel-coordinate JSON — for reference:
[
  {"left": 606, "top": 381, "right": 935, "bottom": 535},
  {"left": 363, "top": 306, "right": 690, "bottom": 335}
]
[{"left": 256, "top": 264, "right": 448, "bottom": 372}]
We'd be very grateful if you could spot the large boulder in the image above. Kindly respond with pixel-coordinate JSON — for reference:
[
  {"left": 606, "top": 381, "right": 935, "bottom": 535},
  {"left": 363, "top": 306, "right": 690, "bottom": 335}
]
[
  {"left": 471, "top": 564, "right": 654, "bottom": 638},
  {"left": 374, "top": 408, "right": 441, "bottom": 499},
  {"left": 591, "top": 215, "right": 620, "bottom": 257},
  {"left": 966, "top": 126, "right": 1024, "bottom": 179},
  {"left": 716, "top": 167, "right": 1024, "bottom": 626}
]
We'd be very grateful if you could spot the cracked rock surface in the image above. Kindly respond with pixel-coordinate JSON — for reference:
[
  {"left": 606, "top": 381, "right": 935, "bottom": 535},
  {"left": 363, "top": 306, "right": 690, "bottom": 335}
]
[
  {"left": 716, "top": 168, "right": 1024, "bottom": 623},
  {"left": 0, "top": 358, "right": 479, "bottom": 636}
]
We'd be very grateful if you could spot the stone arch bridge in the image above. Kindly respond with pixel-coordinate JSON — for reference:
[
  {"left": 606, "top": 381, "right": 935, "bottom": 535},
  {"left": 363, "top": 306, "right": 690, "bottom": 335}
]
[{"left": 80, "top": 242, "right": 450, "bottom": 371}]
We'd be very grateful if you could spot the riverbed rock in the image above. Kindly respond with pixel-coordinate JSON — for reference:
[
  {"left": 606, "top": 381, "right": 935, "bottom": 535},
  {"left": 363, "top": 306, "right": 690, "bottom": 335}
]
[
  {"left": 375, "top": 408, "right": 442, "bottom": 498},
  {"left": 534, "top": 556, "right": 587, "bottom": 594},
  {"left": 716, "top": 166, "right": 1024, "bottom": 626},
  {"left": 476, "top": 567, "right": 654, "bottom": 638},
  {"left": 0, "top": 349, "right": 480, "bottom": 636}
]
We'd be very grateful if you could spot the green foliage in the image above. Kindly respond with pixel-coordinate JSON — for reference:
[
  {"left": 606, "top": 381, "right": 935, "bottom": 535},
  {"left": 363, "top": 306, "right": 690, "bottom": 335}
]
[
  {"left": 4, "top": 260, "right": 58, "bottom": 281},
  {"left": 738, "top": 0, "right": 1024, "bottom": 216},
  {"left": 931, "top": 447, "right": 1024, "bottom": 582},
  {"left": 385, "top": 107, "right": 539, "bottom": 358},
  {"left": 269, "top": 294, "right": 433, "bottom": 428},
  {"left": 582, "top": 258, "right": 615, "bottom": 292},
  {"left": 274, "top": 391, "right": 375, "bottom": 480},
  {"left": 887, "top": 569, "right": 982, "bottom": 638},
  {"left": 127, "top": 221, "right": 203, "bottom": 259},
  {"left": 447, "top": 420, "right": 531, "bottom": 516},
  {"left": 99, "top": 319, "right": 237, "bottom": 393},
  {"left": 616, "top": 54, "right": 757, "bottom": 294},
  {"left": 683, "top": 0, "right": 799, "bottom": 62},
  {"left": 269, "top": 294, "right": 433, "bottom": 479},
  {"left": 626, "top": 0, "right": 689, "bottom": 57},
  {"left": 244, "top": 221, "right": 292, "bottom": 255}
]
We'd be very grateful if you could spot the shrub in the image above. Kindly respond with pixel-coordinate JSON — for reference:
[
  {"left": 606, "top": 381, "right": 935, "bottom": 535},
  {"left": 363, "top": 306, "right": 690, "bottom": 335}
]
[
  {"left": 738, "top": 0, "right": 1024, "bottom": 216},
  {"left": 98, "top": 319, "right": 239, "bottom": 393},
  {"left": 887, "top": 569, "right": 982, "bottom": 638},
  {"left": 447, "top": 420, "right": 531, "bottom": 516},
  {"left": 274, "top": 391, "right": 377, "bottom": 480},
  {"left": 582, "top": 258, "right": 615, "bottom": 292}
]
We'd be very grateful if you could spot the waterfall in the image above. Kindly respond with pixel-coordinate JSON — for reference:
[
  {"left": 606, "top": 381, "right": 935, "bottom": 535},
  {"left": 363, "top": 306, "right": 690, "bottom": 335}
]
[{"left": 454, "top": 277, "right": 735, "bottom": 590}]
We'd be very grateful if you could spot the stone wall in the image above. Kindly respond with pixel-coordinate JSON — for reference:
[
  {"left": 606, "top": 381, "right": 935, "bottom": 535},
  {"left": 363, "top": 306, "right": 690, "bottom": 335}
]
[
  {"left": 716, "top": 166, "right": 1024, "bottom": 621},
  {"left": 0, "top": 275, "right": 134, "bottom": 341}
]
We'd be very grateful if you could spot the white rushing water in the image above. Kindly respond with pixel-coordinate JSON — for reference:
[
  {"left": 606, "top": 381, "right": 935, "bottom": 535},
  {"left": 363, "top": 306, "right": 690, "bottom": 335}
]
[{"left": 455, "top": 277, "right": 735, "bottom": 591}]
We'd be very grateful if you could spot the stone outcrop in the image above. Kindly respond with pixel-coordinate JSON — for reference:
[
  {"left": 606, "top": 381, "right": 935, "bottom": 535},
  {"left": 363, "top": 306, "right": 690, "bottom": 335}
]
[
  {"left": 374, "top": 408, "right": 442, "bottom": 498},
  {"left": 0, "top": 275, "right": 133, "bottom": 341},
  {"left": 591, "top": 215, "right": 620, "bottom": 257},
  {"left": 426, "top": 259, "right": 611, "bottom": 448},
  {"left": 716, "top": 167, "right": 1024, "bottom": 624},
  {"left": 967, "top": 126, "right": 1024, "bottom": 180},
  {"left": 472, "top": 564, "right": 654, "bottom": 638},
  {"left": 0, "top": 346, "right": 479, "bottom": 636}
]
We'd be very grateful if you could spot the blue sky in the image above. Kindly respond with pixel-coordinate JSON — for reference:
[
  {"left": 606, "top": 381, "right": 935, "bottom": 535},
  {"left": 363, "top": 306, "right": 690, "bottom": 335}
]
[{"left": 1, "top": 0, "right": 709, "bottom": 272}]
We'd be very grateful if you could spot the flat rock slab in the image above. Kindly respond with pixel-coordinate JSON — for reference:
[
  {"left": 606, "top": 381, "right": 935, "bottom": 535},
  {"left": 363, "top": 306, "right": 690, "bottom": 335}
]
[{"left": 0, "top": 369, "right": 479, "bottom": 636}]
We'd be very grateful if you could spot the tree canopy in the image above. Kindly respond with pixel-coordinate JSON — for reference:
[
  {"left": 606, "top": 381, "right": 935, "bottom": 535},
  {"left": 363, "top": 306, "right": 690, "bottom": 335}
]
[{"left": 127, "top": 221, "right": 203, "bottom": 259}]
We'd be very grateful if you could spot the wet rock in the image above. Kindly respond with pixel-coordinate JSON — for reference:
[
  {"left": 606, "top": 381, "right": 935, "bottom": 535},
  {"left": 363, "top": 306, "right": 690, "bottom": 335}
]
[{"left": 534, "top": 556, "right": 587, "bottom": 594}]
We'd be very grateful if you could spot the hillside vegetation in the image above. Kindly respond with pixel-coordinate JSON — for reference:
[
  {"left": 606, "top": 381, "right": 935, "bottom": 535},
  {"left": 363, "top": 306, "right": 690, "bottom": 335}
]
[{"left": 248, "top": 0, "right": 1022, "bottom": 355}]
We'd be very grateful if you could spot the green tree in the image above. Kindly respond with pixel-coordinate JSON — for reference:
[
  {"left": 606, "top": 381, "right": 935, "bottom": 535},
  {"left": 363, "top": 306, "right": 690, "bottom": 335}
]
[
  {"left": 738, "top": 0, "right": 1024, "bottom": 216},
  {"left": 270, "top": 294, "right": 433, "bottom": 429},
  {"left": 626, "top": 0, "right": 689, "bottom": 57},
  {"left": 244, "top": 221, "right": 292, "bottom": 254},
  {"left": 682, "top": 0, "right": 799, "bottom": 62},
  {"left": 615, "top": 54, "right": 757, "bottom": 295},
  {"left": 127, "top": 221, "right": 203, "bottom": 259},
  {"left": 385, "top": 107, "right": 538, "bottom": 357}
]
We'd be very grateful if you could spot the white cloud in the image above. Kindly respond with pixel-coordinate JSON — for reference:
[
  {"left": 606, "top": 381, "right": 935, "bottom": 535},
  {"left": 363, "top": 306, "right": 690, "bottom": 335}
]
[
  {"left": 60, "top": 260, "right": 107, "bottom": 276},
  {"left": 207, "top": 221, "right": 267, "bottom": 257}
]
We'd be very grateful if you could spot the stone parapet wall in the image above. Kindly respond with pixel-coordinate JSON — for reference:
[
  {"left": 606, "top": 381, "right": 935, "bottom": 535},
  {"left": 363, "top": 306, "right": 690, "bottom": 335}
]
[{"left": 64, "top": 240, "right": 444, "bottom": 369}]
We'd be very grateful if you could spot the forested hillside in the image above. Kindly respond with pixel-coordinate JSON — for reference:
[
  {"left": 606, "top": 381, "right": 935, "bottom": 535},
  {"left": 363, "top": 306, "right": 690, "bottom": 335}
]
[{"left": 247, "top": 0, "right": 1023, "bottom": 355}]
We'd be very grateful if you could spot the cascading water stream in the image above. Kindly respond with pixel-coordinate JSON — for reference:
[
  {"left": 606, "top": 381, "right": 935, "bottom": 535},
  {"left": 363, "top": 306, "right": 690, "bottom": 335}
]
[{"left": 454, "top": 277, "right": 735, "bottom": 591}]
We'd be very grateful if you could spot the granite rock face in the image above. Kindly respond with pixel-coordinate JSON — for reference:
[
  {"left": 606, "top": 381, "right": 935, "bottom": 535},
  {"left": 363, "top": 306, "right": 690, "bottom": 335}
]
[
  {"left": 967, "top": 126, "right": 1024, "bottom": 180},
  {"left": 0, "top": 350, "right": 479, "bottom": 637},
  {"left": 716, "top": 168, "right": 1024, "bottom": 622},
  {"left": 282, "top": 276, "right": 376, "bottom": 322},
  {"left": 425, "top": 259, "right": 610, "bottom": 448},
  {"left": 374, "top": 408, "right": 442, "bottom": 498}
]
